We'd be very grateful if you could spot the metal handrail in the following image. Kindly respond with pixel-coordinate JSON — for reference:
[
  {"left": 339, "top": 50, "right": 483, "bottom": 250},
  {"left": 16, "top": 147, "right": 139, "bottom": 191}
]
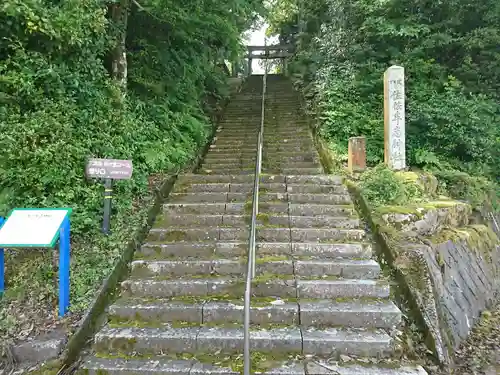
[{"left": 243, "top": 38, "right": 268, "bottom": 375}]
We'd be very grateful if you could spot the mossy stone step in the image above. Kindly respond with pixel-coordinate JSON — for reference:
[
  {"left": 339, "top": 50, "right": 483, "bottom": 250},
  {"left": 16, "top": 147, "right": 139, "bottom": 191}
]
[
  {"left": 177, "top": 174, "right": 286, "bottom": 184},
  {"left": 289, "top": 204, "right": 355, "bottom": 217},
  {"left": 198, "top": 168, "right": 256, "bottom": 176},
  {"left": 129, "top": 259, "right": 294, "bottom": 278},
  {"left": 169, "top": 192, "right": 230, "bottom": 203},
  {"left": 157, "top": 213, "right": 250, "bottom": 227},
  {"left": 137, "top": 241, "right": 249, "bottom": 260},
  {"left": 262, "top": 162, "right": 322, "bottom": 170},
  {"left": 142, "top": 241, "right": 358, "bottom": 260},
  {"left": 158, "top": 213, "right": 360, "bottom": 229},
  {"left": 121, "top": 277, "right": 245, "bottom": 299},
  {"left": 81, "top": 356, "right": 428, "bottom": 375},
  {"left": 286, "top": 184, "right": 347, "bottom": 194},
  {"left": 93, "top": 326, "right": 304, "bottom": 355},
  {"left": 294, "top": 260, "right": 380, "bottom": 279},
  {"left": 92, "top": 326, "right": 395, "bottom": 358},
  {"left": 290, "top": 228, "right": 366, "bottom": 242},
  {"left": 148, "top": 227, "right": 249, "bottom": 242},
  {"left": 107, "top": 297, "right": 400, "bottom": 329},
  {"left": 108, "top": 299, "right": 300, "bottom": 326},
  {"left": 285, "top": 175, "right": 344, "bottom": 185},
  {"left": 296, "top": 280, "right": 390, "bottom": 299},
  {"left": 305, "top": 362, "right": 428, "bottom": 375}
]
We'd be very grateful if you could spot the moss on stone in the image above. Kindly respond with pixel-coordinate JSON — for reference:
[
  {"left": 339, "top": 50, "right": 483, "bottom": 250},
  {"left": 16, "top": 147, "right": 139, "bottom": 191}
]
[
  {"left": 163, "top": 230, "right": 187, "bottom": 241},
  {"left": 429, "top": 225, "right": 498, "bottom": 260},
  {"left": 252, "top": 272, "right": 292, "bottom": 283},
  {"left": 375, "top": 205, "right": 424, "bottom": 218},
  {"left": 255, "top": 255, "right": 289, "bottom": 264}
]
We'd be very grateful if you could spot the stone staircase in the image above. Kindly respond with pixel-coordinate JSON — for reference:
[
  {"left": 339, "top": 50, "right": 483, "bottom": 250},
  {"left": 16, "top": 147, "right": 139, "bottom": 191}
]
[{"left": 81, "top": 75, "right": 427, "bottom": 375}]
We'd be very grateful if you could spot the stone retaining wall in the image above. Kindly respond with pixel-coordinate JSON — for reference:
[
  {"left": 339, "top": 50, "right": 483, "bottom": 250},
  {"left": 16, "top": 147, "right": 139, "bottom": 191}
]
[{"left": 377, "top": 201, "right": 499, "bottom": 365}]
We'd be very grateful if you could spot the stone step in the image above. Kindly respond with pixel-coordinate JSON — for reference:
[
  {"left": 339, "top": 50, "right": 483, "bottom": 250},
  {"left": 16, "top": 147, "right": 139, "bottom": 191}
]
[
  {"left": 108, "top": 298, "right": 400, "bottom": 329},
  {"left": 294, "top": 259, "right": 380, "bottom": 279},
  {"left": 202, "top": 163, "right": 254, "bottom": 170},
  {"left": 263, "top": 168, "right": 323, "bottom": 176},
  {"left": 286, "top": 184, "right": 348, "bottom": 194},
  {"left": 255, "top": 228, "right": 366, "bottom": 242},
  {"left": 163, "top": 203, "right": 228, "bottom": 215},
  {"left": 130, "top": 259, "right": 379, "bottom": 279},
  {"left": 81, "top": 357, "right": 235, "bottom": 375},
  {"left": 122, "top": 277, "right": 388, "bottom": 300},
  {"left": 173, "top": 183, "right": 232, "bottom": 193},
  {"left": 137, "top": 242, "right": 372, "bottom": 260},
  {"left": 262, "top": 146, "right": 315, "bottom": 153},
  {"left": 93, "top": 326, "right": 394, "bottom": 357},
  {"left": 263, "top": 162, "right": 321, "bottom": 169},
  {"left": 291, "top": 243, "right": 372, "bottom": 259},
  {"left": 280, "top": 214, "right": 361, "bottom": 229},
  {"left": 163, "top": 202, "right": 253, "bottom": 215},
  {"left": 137, "top": 242, "right": 249, "bottom": 260},
  {"left": 81, "top": 357, "right": 428, "bottom": 375},
  {"left": 148, "top": 226, "right": 249, "bottom": 242},
  {"left": 121, "top": 277, "right": 244, "bottom": 298},
  {"left": 216, "top": 134, "right": 311, "bottom": 141},
  {"left": 296, "top": 280, "right": 390, "bottom": 299},
  {"left": 158, "top": 213, "right": 245, "bottom": 227},
  {"left": 286, "top": 175, "right": 344, "bottom": 185},
  {"left": 300, "top": 300, "right": 401, "bottom": 329},
  {"left": 208, "top": 145, "right": 258, "bottom": 151},
  {"left": 289, "top": 204, "right": 355, "bottom": 217},
  {"left": 108, "top": 299, "right": 299, "bottom": 326},
  {"left": 175, "top": 182, "right": 347, "bottom": 195},
  {"left": 177, "top": 174, "right": 286, "bottom": 184},
  {"left": 159, "top": 213, "right": 360, "bottom": 229},
  {"left": 306, "top": 362, "right": 428, "bottom": 375},
  {"left": 198, "top": 168, "right": 255, "bottom": 176},
  {"left": 214, "top": 137, "right": 310, "bottom": 144},
  {"left": 168, "top": 192, "right": 231, "bottom": 203},
  {"left": 206, "top": 147, "right": 257, "bottom": 154},
  {"left": 299, "top": 191, "right": 352, "bottom": 204}
]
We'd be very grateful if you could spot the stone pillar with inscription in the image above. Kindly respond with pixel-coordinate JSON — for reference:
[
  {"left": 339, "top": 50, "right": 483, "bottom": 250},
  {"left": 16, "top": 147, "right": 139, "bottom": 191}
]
[
  {"left": 384, "top": 65, "right": 406, "bottom": 170},
  {"left": 348, "top": 136, "right": 366, "bottom": 172}
]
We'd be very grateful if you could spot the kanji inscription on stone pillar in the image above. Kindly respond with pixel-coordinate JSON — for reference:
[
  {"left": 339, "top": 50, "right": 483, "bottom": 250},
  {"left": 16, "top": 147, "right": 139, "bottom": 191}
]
[
  {"left": 348, "top": 136, "right": 366, "bottom": 172},
  {"left": 384, "top": 65, "right": 406, "bottom": 170}
]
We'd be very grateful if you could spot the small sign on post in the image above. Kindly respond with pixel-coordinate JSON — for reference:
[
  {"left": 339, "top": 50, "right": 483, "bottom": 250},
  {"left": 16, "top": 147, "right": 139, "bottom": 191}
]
[
  {"left": 0, "top": 208, "right": 72, "bottom": 317},
  {"left": 348, "top": 136, "right": 367, "bottom": 172},
  {"left": 384, "top": 65, "right": 406, "bottom": 170},
  {"left": 86, "top": 158, "right": 133, "bottom": 235}
]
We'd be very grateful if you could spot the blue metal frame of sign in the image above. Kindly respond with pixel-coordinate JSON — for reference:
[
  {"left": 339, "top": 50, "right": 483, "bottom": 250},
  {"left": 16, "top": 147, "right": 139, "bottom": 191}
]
[{"left": 0, "top": 208, "right": 72, "bottom": 317}]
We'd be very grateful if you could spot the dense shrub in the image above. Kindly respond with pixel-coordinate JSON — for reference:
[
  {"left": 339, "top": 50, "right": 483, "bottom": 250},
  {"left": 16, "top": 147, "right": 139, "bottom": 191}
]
[
  {"left": 267, "top": 0, "right": 500, "bottom": 185},
  {"left": 0, "top": 0, "right": 263, "bottom": 235}
]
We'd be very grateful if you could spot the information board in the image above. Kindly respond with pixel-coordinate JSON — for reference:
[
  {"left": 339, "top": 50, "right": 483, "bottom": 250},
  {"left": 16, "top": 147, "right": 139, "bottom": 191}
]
[
  {"left": 0, "top": 208, "right": 72, "bottom": 248},
  {"left": 86, "top": 158, "right": 133, "bottom": 180}
]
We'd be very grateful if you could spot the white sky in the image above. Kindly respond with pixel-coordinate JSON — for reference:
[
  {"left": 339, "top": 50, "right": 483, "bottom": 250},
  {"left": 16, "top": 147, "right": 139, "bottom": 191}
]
[{"left": 244, "top": 21, "right": 279, "bottom": 74}]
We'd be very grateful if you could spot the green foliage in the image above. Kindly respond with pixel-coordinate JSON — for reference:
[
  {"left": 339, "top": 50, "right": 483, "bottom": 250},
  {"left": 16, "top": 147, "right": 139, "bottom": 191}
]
[
  {"left": 268, "top": 0, "right": 500, "bottom": 189},
  {"left": 359, "top": 164, "right": 423, "bottom": 207},
  {"left": 433, "top": 170, "right": 499, "bottom": 210},
  {"left": 0, "top": 0, "right": 262, "bottom": 338}
]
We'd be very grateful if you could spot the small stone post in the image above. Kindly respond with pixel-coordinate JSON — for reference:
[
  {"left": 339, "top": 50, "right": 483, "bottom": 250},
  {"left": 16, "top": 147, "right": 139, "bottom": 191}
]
[
  {"left": 348, "top": 136, "right": 366, "bottom": 172},
  {"left": 384, "top": 65, "right": 406, "bottom": 170}
]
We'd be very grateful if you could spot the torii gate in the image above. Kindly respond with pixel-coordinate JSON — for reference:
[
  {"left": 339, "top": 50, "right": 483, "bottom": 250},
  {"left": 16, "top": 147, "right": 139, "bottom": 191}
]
[{"left": 231, "top": 44, "right": 294, "bottom": 76}]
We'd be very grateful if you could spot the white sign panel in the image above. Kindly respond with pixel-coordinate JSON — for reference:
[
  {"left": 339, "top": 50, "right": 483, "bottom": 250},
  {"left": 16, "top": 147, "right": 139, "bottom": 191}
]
[
  {"left": 0, "top": 208, "right": 72, "bottom": 248},
  {"left": 384, "top": 65, "right": 406, "bottom": 170}
]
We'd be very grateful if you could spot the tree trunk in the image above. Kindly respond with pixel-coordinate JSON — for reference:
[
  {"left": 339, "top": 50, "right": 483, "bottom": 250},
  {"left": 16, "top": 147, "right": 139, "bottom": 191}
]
[{"left": 110, "top": 0, "right": 129, "bottom": 92}]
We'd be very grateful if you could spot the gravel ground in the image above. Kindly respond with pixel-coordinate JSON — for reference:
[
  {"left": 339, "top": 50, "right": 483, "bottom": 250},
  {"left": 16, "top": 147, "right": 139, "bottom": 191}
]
[{"left": 450, "top": 301, "right": 500, "bottom": 375}]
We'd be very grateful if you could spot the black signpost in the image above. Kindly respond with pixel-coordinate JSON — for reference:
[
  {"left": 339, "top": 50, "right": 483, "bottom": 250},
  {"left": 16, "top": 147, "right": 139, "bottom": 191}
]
[{"left": 85, "top": 158, "right": 133, "bottom": 235}]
